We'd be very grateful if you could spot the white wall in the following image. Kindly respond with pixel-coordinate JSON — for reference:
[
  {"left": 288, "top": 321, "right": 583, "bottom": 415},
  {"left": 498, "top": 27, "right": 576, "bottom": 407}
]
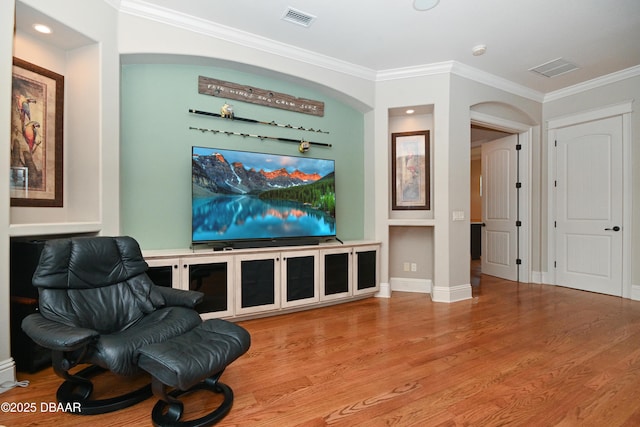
[
  {"left": 2, "top": 1, "right": 638, "bottom": 390},
  {"left": 1, "top": 0, "right": 120, "bottom": 385},
  {"left": 374, "top": 72, "right": 543, "bottom": 301},
  {"left": 374, "top": 73, "right": 456, "bottom": 300},
  {"left": 387, "top": 112, "right": 434, "bottom": 292},
  {"left": 13, "top": 0, "right": 121, "bottom": 237},
  {"left": 0, "top": 0, "right": 17, "bottom": 389},
  {"left": 543, "top": 74, "right": 640, "bottom": 287},
  {"left": 450, "top": 74, "right": 542, "bottom": 286},
  {"left": 117, "top": 13, "right": 375, "bottom": 115}
]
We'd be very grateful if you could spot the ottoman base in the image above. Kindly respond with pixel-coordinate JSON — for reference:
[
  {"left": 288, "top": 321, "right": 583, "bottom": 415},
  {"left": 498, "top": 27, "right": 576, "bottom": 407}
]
[{"left": 150, "top": 371, "right": 233, "bottom": 427}]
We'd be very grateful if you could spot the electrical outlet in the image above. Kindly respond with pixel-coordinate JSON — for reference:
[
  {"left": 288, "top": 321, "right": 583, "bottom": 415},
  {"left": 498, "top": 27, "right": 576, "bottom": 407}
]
[
  {"left": 452, "top": 210, "right": 465, "bottom": 221},
  {"left": 411, "top": 263, "right": 417, "bottom": 272}
]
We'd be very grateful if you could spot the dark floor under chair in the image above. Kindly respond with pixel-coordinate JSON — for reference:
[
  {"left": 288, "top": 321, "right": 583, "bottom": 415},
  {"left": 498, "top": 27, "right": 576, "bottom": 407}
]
[{"left": 20, "top": 235, "right": 251, "bottom": 425}]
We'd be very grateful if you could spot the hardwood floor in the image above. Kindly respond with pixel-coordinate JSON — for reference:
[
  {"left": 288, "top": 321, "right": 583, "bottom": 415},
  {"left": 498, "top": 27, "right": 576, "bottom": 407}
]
[{"left": 3, "top": 270, "right": 640, "bottom": 426}]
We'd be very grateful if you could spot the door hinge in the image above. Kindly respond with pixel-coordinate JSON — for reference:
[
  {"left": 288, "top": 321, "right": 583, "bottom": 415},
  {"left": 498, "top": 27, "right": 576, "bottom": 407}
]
[
  {"left": 516, "top": 258, "right": 522, "bottom": 265},
  {"left": 554, "top": 180, "right": 557, "bottom": 187},
  {"left": 516, "top": 220, "right": 522, "bottom": 227},
  {"left": 515, "top": 182, "right": 522, "bottom": 189},
  {"left": 555, "top": 140, "right": 557, "bottom": 147},
  {"left": 516, "top": 144, "right": 522, "bottom": 151},
  {"left": 554, "top": 221, "right": 557, "bottom": 228},
  {"left": 554, "top": 261, "right": 557, "bottom": 268}
]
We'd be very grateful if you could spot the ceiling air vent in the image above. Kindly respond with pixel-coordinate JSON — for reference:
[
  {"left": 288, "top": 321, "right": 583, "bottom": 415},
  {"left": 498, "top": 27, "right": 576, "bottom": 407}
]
[
  {"left": 529, "top": 58, "right": 579, "bottom": 78},
  {"left": 282, "top": 7, "right": 316, "bottom": 28}
]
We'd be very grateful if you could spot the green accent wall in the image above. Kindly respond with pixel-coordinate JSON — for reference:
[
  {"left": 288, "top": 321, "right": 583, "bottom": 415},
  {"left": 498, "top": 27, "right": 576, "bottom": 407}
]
[{"left": 120, "top": 63, "right": 365, "bottom": 249}]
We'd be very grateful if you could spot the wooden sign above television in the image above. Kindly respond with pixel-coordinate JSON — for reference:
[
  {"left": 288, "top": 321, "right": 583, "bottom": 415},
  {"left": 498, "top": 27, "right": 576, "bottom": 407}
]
[{"left": 198, "top": 76, "right": 325, "bottom": 117}]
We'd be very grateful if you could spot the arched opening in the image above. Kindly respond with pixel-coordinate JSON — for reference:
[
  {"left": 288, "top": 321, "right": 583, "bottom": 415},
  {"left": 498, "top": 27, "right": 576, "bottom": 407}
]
[{"left": 469, "top": 102, "right": 537, "bottom": 285}]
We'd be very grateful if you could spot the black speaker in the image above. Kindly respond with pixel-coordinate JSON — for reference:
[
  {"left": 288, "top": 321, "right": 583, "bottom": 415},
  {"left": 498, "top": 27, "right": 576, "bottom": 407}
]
[
  {"left": 10, "top": 297, "right": 51, "bottom": 373},
  {"left": 10, "top": 240, "right": 45, "bottom": 299}
]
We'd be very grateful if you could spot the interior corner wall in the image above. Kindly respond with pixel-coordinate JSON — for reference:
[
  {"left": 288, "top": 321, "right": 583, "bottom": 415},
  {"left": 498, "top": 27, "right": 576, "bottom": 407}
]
[
  {"left": 374, "top": 73, "right": 451, "bottom": 290},
  {"left": 120, "top": 63, "right": 365, "bottom": 250},
  {"left": 387, "top": 112, "right": 435, "bottom": 284},
  {"left": 450, "top": 74, "right": 542, "bottom": 285},
  {"left": 11, "top": 0, "right": 121, "bottom": 236},
  {"left": 11, "top": 32, "right": 102, "bottom": 226}
]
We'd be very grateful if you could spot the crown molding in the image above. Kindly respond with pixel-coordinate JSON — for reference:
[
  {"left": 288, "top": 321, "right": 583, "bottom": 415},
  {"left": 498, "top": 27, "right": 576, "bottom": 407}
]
[
  {"left": 118, "top": 0, "right": 377, "bottom": 81},
  {"left": 449, "top": 62, "right": 545, "bottom": 102},
  {"left": 376, "top": 61, "right": 455, "bottom": 81},
  {"left": 117, "top": 1, "right": 636, "bottom": 104},
  {"left": 544, "top": 65, "right": 640, "bottom": 102},
  {"left": 376, "top": 61, "right": 545, "bottom": 103}
]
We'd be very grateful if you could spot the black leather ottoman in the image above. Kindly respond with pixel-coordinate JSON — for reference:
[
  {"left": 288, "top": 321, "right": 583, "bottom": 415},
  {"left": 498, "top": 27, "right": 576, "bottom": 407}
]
[{"left": 137, "top": 319, "right": 251, "bottom": 427}]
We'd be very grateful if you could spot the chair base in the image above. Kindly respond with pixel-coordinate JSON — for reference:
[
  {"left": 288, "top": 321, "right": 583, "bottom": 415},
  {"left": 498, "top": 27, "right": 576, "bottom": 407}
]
[
  {"left": 150, "top": 375, "right": 234, "bottom": 427},
  {"left": 57, "top": 365, "right": 152, "bottom": 415}
]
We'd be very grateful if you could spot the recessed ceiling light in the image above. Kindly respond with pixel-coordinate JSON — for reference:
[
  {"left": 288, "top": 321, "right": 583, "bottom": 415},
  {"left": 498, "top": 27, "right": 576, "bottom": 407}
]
[
  {"left": 406, "top": 109, "right": 415, "bottom": 114},
  {"left": 414, "top": 0, "right": 440, "bottom": 11},
  {"left": 33, "top": 24, "right": 52, "bottom": 34},
  {"left": 472, "top": 44, "right": 487, "bottom": 56}
]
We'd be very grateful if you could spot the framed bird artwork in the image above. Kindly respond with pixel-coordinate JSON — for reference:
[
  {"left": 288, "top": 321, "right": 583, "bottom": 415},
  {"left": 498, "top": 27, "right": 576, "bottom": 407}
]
[{"left": 10, "top": 57, "right": 64, "bottom": 207}]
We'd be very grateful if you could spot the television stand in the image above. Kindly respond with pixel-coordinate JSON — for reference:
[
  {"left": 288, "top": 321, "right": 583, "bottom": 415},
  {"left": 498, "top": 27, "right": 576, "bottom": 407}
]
[{"left": 143, "top": 241, "right": 381, "bottom": 321}]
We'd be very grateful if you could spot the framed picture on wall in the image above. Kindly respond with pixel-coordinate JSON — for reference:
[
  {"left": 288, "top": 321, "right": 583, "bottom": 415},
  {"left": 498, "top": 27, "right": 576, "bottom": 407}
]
[
  {"left": 391, "top": 130, "right": 430, "bottom": 210},
  {"left": 10, "top": 57, "right": 64, "bottom": 207}
]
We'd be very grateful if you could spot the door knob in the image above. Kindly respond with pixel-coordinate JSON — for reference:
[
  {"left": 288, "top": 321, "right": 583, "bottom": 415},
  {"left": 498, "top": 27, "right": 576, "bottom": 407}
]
[{"left": 604, "top": 226, "right": 621, "bottom": 231}]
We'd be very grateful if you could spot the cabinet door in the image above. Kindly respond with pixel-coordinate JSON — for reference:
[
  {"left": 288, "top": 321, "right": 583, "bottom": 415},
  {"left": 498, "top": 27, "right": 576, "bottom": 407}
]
[
  {"left": 235, "top": 253, "right": 280, "bottom": 315},
  {"left": 181, "top": 255, "right": 234, "bottom": 318},
  {"left": 281, "top": 249, "right": 319, "bottom": 308},
  {"left": 353, "top": 245, "right": 380, "bottom": 295},
  {"left": 320, "top": 247, "right": 352, "bottom": 301},
  {"left": 145, "top": 258, "right": 180, "bottom": 288}
]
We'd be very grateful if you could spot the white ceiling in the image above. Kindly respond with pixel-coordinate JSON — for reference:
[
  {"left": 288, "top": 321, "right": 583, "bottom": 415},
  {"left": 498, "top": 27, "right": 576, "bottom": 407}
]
[
  {"left": 114, "top": 0, "right": 640, "bottom": 96},
  {"left": 15, "top": 0, "right": 640, "bottom": 98}
]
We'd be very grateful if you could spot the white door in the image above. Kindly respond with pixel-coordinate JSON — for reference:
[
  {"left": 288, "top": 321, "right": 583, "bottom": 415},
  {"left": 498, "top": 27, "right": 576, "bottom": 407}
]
[
  {"left": 554, "top": 116, "right": 623, "bottom": 296},
  {"left": 481, "top": 135, "right": 518, "bottom": 281}
]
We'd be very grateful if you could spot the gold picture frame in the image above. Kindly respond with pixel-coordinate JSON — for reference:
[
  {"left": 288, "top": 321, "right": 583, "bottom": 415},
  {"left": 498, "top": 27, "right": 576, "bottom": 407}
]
[
  {"left": 391, "top": 130, "right": 430, "bottom": 210},
  {"left": 10, "top": 57, "right": 64, "bottom": 207}
]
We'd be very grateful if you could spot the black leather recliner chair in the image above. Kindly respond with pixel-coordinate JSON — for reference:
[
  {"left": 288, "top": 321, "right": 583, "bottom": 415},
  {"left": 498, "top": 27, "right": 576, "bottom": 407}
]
[{"left": 21, "top": 236, "right": 250, "bottom": 425}]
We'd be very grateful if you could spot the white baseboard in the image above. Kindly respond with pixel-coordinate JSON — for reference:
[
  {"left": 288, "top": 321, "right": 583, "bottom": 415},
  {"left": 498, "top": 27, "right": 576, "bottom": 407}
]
[
  {"left": 390, "top": 277, "right": 432, "bottom": 294},
  {"left": 431, "top": 284, "right": 472, "bottom": 303},
  {"left": 631, "top": 284, "right": 640, "bottom": 301},
  {"left": 375, "top": 282, "right": 391, "bottom": 298},
  {"left": 0, "top": 357, "right": 16, "bottom": 394},
  {"left": 531, "top": 270, "right": 554, "bottom": 285},
  {"left": 531, "top": 271, "right": 543, "bottom": 284}
]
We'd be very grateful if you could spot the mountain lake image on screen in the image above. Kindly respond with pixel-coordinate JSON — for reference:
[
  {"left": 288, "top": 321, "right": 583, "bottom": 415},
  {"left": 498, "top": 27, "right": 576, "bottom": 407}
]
[{"left": 192, "top": 146, "right": 336, "bottom": 246}]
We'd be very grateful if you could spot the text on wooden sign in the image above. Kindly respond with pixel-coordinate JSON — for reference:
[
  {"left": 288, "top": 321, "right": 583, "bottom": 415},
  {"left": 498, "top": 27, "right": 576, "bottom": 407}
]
[{"left": 198, "top": 76, "right": 324, "bottom": 117}]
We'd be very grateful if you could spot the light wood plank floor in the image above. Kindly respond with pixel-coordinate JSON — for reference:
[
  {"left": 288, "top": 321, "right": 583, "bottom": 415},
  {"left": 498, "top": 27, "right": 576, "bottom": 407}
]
[{"left": 3, "top": 272, "right": 640, "bottom": 426}]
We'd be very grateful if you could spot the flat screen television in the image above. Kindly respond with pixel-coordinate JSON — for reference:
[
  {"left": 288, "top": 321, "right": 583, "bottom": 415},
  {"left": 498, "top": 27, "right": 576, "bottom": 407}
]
[{"left": 192, "top": 146, "right": 336, "bottom": 248}]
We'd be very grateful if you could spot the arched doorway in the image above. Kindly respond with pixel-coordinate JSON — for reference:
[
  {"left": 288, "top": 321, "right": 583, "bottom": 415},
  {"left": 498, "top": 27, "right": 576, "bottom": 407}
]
[{"left": 470, "top": 103, "right": 537, "bottom": 283}]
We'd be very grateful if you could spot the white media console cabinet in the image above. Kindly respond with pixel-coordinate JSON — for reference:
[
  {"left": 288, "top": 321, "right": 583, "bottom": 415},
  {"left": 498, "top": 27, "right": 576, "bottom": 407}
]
[{"left": 142, "top": 241, "right": 381, "bottom": 321}]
